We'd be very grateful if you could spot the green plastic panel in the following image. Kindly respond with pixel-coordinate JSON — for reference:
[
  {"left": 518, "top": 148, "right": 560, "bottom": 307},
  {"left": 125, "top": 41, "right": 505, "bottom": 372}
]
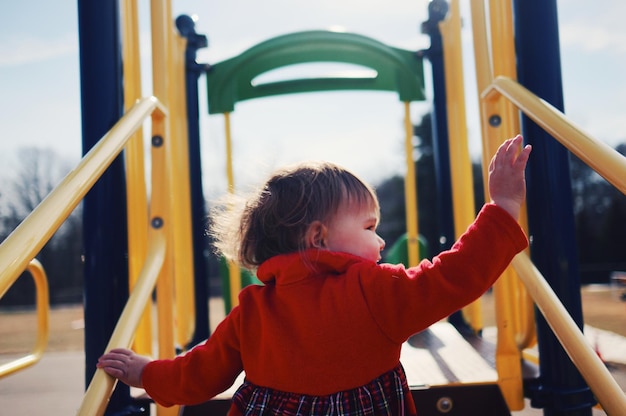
[{"left": 206, "top": 30, "right": 425, "bottom": 114}]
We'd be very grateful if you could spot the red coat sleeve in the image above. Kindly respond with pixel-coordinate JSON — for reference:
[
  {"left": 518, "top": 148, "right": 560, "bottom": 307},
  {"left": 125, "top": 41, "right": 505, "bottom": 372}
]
[
  {"left": 141, "top": 307, "right": 244, "bottom": 407},
  {"left": 358, "top": 203, "right": 528, "bottom": 343}
]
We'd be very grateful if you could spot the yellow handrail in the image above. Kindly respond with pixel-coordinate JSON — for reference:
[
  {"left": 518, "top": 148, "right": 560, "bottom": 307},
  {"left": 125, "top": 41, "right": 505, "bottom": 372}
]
[
  {"left": 77, "top": 231, "right": 167, "bottom": 416},
  {"left": 512, "top": 253, "right": 626, "bottom": 415},
  {"left": 0, "top": 96, "right": 165, "bottom": 299},
  {"left": 483, "top": 76, "right": 626, "bottom": 194},
  {"left": 0, "top": 259, "right": 49, "bottom": 378},
  {"left": 481, "top": 65, "right": 626, "bottom": 416}
]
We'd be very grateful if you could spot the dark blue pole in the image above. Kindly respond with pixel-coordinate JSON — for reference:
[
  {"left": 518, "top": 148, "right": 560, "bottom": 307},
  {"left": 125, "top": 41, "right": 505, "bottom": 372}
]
[
  {"left": 512, "top": 1, "right": 595, "bottom": 414},
  {"left": 421, "top": 0, "right": 455, "bottom": 255},
  {"left": 421, "top": 0, "right": 470, "bottom": 332},
  {"left": 77, "top": 1, "right": 146, "bottom": 414},
  {"left": 176, "top": 15, "right": 212, "bottom": 347}
]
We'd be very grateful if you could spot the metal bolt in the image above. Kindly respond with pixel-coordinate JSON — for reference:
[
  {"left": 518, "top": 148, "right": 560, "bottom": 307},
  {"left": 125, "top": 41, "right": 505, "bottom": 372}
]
[
  {"left": 151, "top": 217, "right": 164, "bottom": 229},
  {"left": 152, "top": 135, "right": 164, "bottom": 147},
  {"left": 489, "top": 114, "right": 502, "bottom": 127},
  {"left": 436, "top": 396, "right": 453, "bottom": 413}
]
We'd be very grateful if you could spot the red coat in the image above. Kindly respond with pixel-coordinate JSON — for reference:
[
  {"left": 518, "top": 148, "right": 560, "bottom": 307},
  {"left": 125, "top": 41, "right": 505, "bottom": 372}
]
[{"left": 142, "top": 203, "right": 528, "bottom": 409}]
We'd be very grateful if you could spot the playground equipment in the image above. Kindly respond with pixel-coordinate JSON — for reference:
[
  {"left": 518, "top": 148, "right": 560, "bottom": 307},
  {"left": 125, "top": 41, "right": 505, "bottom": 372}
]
[{"left": 1, "top": 0, "right": 626, "bottom": 415}]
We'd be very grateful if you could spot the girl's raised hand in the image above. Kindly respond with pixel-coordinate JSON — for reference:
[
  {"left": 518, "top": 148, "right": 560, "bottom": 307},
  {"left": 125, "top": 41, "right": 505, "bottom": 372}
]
[{"left": 488, "top": 135, "right": 532, "bottom": 220}]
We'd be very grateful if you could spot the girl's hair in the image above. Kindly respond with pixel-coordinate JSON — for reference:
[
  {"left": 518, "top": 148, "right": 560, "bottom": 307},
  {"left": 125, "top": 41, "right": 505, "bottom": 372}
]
[{"left": 209, "top": 161, "right": 379, "bottom": 268}]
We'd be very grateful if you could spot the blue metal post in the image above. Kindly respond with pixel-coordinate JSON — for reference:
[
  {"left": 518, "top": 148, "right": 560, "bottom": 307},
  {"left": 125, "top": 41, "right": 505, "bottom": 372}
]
[
  {"left": 77, "top": 1, "right": 146, "bottom": 414},
  {"left": 176, "top": 15, "right": 212, "bottom": 347},
  {"left": 421, "top": 0, "right": 470, "bottom": 333},
  {"left": 421, "top": 0, "right": 455, "bottom": 255},
  {"left": 512, "top": 1, "right": 595, "bottom": 414}
]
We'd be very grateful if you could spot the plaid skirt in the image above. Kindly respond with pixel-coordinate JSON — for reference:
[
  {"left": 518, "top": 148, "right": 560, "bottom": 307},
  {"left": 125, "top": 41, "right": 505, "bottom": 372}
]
[{"left": 231, "top": 364, "right": 416, "bottom": 416}]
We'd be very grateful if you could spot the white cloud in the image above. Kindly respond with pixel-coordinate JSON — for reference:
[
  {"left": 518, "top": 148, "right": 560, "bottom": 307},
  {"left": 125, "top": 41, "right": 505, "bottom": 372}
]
[
  {"left": 0, "top": 33, "right": 77, "bottom": 67},
  {"left": 560, "top": 21, "right": 626, "bottom": 54},
  {"left": 557, "top": 0, "right": 626, "bottom": 54}
]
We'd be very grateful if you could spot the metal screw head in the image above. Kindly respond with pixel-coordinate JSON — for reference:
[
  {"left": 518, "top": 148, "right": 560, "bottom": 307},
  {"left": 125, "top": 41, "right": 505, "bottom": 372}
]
[
  {"left": 489, "top": 114, "right": 502, "bottom": 127},
  {"left": 151, "top": 217, "right": 164, "bottom": 229},
  {"left": 436, "top": 396, "right": 453, "bottom": 413},
  {"left": 152, "top": 135, "right": 164, "bottom": 147}
]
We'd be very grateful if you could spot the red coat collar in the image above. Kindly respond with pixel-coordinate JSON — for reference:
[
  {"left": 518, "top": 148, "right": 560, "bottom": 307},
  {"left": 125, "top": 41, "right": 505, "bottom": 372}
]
[{"left": 256, "top": 249, "right": 370, "bottom": 285}]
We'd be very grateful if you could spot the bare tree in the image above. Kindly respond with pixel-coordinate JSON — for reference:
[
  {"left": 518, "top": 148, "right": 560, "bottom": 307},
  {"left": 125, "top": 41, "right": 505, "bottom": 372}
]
[{"left": 0, "top": 147, "right": 83, "bottom": 306}]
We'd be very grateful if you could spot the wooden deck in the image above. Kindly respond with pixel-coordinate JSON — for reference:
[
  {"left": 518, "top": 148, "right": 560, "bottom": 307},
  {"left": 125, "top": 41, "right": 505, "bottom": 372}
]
[{"left": 402, "top": 322, "right": 498, "bottom": 386}]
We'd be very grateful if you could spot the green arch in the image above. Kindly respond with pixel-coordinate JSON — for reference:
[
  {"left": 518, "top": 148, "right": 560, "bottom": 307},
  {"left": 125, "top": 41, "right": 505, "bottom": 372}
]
[{"left": 205, "top": 30, "right": 425, "bottom": 114}]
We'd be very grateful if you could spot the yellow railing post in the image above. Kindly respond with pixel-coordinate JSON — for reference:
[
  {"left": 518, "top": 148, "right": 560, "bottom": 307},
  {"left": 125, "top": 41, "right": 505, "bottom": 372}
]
[
  {"left": 402, "top": 101, "right": 420, "bottom": 267},
  {"left": 150, "top": 1, "right": 179, "bottom": 416},
  {"left": 121, "top": 0, "right": 153, "bottom": 358},
  {"left": 439, "top": 0, "right": 483, "bottom": 333},
  {"left": 485, "top": 3, "right": 526, "bottom": 410},
  {"left": 170, "top": 28, "right": 196, "bottom": 349},
  {"left": 223, "top": 111, "right": 242, "bottom": 309},
  {"left": 470, "top": 0, "right": 526, "bottom": 409},
  {"left": 487, "top": 0, "right": 536, "bottom": 351}
]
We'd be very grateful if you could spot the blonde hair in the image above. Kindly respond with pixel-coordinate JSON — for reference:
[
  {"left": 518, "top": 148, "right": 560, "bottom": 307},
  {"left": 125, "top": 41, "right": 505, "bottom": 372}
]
[{"left": 209, "top": 161, "right": 379, "bottom": 269}]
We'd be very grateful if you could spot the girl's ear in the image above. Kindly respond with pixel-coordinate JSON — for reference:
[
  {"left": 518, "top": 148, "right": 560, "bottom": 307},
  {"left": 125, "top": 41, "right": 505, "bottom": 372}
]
[{"left": 305, "top": 221, "right": 327, "bottom": 248}]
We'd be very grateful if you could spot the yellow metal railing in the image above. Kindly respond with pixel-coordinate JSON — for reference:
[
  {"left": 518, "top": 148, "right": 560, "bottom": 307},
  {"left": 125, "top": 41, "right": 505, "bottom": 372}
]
[
  {"left": 0, "top": 96, "right": 165, "bottom": 385},
  {"left": 78, "top": 231, "right": 167, "bottom": 415},
  {"left": 512, "top": 253, "right": 626, "bottom": 415},
  {"left": 2, "top": 2, "right": 201, "bottom": 415},
  {"left": 0, "top": 5, "right": 195, "bottom": 397},
  {"left": 0, "top": 97, "right": 163, "bottom": 294},
  {"left": 468, "top": 1, "right": 626, "bottom": 413},
  {"left": 77, "top": 2, "right": 195, "bottom": 415},
  {"left": 439, "top": 0, "right": 483, "bottom": 333},
  {"left": 469, "top": 0, "right": 534, "bottom": 410},
  {"left": 482, "top": 76, "right": 626, "bottom": 416},
  {"left": 223, "top": 111, "right": 242, "bottom": 309},
  {"left": 483, "top": 77, "right": 626, "bottom": 194},
  {"left": 402, "top": 100, "right": 420, "bottom": 268},
  {"left": 0, "top": 259, "right": 49, "bottom": 378},
  {"left": 122, "top": 0, "right": 152, "bottom": 358},
  {"left": 484, "top": 0, "right": 536, "bottom": 353},
  {"left": 149, "top": 11, "right": 177, "bottom": 416},
  {"left": 77, "top": 2, "right": 196, "bottom": 415},
  {"left": 468, "top": 0, "right": 626, "bottom": 413}
]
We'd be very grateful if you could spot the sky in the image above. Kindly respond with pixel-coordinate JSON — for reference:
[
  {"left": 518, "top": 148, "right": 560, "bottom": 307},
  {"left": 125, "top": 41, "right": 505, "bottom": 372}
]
[{"left": 1, "top": 0, "right": 625, "bottom": 199}]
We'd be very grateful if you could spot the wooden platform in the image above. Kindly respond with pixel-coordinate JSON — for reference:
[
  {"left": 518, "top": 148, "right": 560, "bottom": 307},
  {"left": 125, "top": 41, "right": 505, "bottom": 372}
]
[{"left": 402, "top": 322, "right": 498, "bottom": 386}]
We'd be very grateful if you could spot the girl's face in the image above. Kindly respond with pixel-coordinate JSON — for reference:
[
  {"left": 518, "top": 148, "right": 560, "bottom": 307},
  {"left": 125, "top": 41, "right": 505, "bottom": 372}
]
[{"left": 324, "top": 201, "right": 385, "bottom": 263}]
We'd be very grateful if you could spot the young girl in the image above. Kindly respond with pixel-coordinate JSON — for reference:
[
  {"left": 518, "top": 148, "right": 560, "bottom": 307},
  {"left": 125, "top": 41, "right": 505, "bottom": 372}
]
[{"left": 98, "top": 135, "right": 531, "bottom": 415}]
